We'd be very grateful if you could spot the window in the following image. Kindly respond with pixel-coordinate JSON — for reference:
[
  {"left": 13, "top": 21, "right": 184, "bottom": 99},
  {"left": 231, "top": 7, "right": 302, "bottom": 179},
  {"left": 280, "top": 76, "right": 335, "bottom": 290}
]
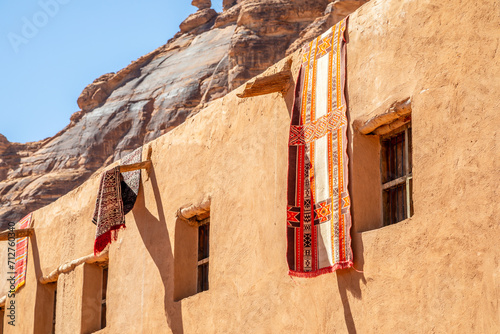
[
  {"left": 174, "top": 210, "right": 210, "bottom": 301},
  {"left": 101, "top": 267, "right": 108, "bottom": 329},
  {"left": 0, "top": 306, "right": 4, "bottom": 334},
  {"left": 381, "top": 124, "right": 413, "bottom": 225},
  {"left": 52, "top": 288, "right": 57, "bottom": 334},
  {"left": 197, "top": 218, "right": 210, "bottom": 293},
  {"left": 81, "top": 262, "right": 106, "bottom": 333}
]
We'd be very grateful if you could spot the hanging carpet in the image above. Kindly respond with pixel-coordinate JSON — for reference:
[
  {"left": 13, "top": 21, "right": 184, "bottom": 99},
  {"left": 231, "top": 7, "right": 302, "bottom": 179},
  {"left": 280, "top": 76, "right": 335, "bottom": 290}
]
[
  {"left": 93, "top": 147, "right": 142, "bottom": 255},
  {"left": 286, "top": 18, "right": 353, "bottom": 277},
  {"left": 14, "top": 213, "right": 33, "bottom": 291}
]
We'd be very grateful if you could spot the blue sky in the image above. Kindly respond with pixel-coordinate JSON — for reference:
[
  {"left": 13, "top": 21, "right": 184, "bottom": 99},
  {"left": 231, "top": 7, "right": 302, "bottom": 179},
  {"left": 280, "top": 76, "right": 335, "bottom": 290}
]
[{"left": 0, "top": 0, "right": 223, "bottom": 143}]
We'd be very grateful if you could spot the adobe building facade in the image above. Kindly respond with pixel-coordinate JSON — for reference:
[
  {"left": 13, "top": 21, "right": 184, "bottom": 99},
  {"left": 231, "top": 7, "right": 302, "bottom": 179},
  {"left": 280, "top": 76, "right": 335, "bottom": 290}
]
[{"left": 1, "top": 0, "right": 499, "bottom": 332}]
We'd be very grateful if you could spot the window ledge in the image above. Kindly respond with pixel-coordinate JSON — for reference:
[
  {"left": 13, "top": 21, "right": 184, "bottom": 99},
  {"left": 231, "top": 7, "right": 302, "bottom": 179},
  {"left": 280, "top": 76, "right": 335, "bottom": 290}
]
[{"left": 359, "top": 216, "right": 414, "bottom": 234}]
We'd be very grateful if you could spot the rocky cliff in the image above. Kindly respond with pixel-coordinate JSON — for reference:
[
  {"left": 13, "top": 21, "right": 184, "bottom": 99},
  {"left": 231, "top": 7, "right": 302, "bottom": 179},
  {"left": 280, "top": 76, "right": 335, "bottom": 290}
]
[{"left": 0, "top": 0, "right": 367, "bottom": 228}]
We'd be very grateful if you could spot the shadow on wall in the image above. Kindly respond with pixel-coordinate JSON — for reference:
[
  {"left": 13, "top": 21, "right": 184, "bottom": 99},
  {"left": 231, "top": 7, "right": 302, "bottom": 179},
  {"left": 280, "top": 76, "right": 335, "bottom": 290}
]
[
  {"left": 335, "top": 93, "right": 368, "bottom": 334},
  {"left": 133, "top": 166, "right": 184, "bottom": 334},
  {"left": 31, "top": 232, "right": 57, "bottom": 333},
  {"left": 333, "top": 83, "right": 367, "bottom": 334},
  {"left": 335, "top": 238, "right": 366, "bottom": 334}
]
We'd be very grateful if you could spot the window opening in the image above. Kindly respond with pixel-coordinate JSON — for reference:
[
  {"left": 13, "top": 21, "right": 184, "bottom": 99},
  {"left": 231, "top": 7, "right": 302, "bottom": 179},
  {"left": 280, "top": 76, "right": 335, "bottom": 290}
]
[
  {"left": 197, "top": 218, "right": 210, "bottom": 293},
  {"left": 52, "top": 289, "right": 57, "bottom": 334},
  {"left": 381, "top": 125, "right": 413, "bottom": 225},
  {"left": 101, "top": 267, "right": 108, "bottom": 329},
  {"left": 0, "top": 306, "right": 4, "bottom": 334}
]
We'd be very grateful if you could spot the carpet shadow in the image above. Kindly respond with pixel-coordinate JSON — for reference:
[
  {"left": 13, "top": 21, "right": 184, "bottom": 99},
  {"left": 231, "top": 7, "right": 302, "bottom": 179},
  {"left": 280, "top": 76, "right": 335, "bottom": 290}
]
[
  {"left": 31, "top": 231, "right": 57, "bottom": 334},
  {"left": 133, "top": 166, "right": 184, "bottom": 334}
]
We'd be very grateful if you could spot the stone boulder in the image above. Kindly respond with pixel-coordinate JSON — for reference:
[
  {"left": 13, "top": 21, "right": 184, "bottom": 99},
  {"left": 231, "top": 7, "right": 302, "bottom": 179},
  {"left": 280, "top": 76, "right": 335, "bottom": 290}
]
[
  {"left": 223, "top": 0, "right": 239, "bottom": 10},
  {"left": 0, "top": 134, "right": 9, "bottom": 155},
  {"left": 192, "top": 0, "right": 212, "bottom": 10},
  {"left": 214, "top": 3, "right": 242, "bottom": 28},
  {"left": 179, "top": 8, "right": 218, "bottom": 33}
]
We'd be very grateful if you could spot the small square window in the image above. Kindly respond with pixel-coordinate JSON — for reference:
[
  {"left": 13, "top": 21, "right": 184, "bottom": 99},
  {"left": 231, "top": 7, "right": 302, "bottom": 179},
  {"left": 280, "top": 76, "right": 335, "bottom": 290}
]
[{"left": 381, "top": 125, "right": 414, "bottom": 225}]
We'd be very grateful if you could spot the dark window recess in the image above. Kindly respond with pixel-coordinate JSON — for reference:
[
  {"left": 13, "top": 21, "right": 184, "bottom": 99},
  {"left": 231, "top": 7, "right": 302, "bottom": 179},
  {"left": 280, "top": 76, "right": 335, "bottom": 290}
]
[
  {"left": 197, "top": 219, "right": 210, "bottom": 293},
  {"left": 52, "top": 289, "right": 57, "bottom": 334},
  {"left": 381, "top": 126, "right": 413, "bottom": 225},
  {"left": 101, "top": 267, "right": 108, "bottom": 329},
  {"left": 0, "top": 306, "right": 5, "bottom": 334}
]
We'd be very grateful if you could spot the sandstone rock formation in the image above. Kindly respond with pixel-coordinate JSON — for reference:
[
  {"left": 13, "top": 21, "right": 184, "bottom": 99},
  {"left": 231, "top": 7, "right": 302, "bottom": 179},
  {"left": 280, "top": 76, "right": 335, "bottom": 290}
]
[
  {"left": 180, "top": 8, "right": 218, "bottom": 33},
  {"left": 214, "top": 4, "right": 241, "bottom": 28},
  {"left": 286, "top": 0, "right": 369, "bottom": 55},
  {"left": 0, "top": 135, "right": 8, "bottom": 153},
  {"left": 192, "top": 0, "right": 212, "bottom": 10},
  {"left": 223, "top": 0, "right": 238, "bottom": 10},
  {"left": 0, "top": 0, "right": 367, "bottom": 228},
  {"left": 0, "top": 135, "right": 11, "bottom": 181},
  {"left": 228, "top": 0, "right": 331, "bottom": 90}
]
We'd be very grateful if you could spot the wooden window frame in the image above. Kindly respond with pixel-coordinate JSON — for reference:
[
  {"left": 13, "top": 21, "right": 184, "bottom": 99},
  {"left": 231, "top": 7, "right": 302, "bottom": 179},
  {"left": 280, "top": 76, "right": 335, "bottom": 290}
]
[
  {"left": 52, "top": 288, "right": 57, "bottom": 334},
  {"left": 197, "top": 217, "right": 210, "bottom": 293},
  {"left": 381, "top": 124, "right": 413, "bottom": 225},
  {"left": 100, "top": 265, "right": 108, "bottom": 330}
]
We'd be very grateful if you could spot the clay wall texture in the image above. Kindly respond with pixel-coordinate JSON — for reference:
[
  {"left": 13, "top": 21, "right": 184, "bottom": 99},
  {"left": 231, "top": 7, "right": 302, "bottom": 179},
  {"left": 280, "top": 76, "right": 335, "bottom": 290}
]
[{"left": 1, "top": 0, "right": 499, "bottom": 332}]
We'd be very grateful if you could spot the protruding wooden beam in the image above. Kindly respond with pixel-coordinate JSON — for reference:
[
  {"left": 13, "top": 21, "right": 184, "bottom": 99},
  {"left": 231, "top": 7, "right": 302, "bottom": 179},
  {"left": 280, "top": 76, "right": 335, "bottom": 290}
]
[
  {"left": 0, "top": 228, "right": 34, "bottom": 241},
  {"left": 177, "top": 196, "right": 211, "bottom": 226},
  {"left": 39, "top": 251, "right": 109, "bottom": 284},
  {"left": 237, "top": 57, "right": 293, "bottom": 98},
  {"left": 359, "top": 98, "right": 412, "bottom": 135},
  {"left": 119, "top": 160, "right": 151, "bottom": 173},
  {"left": 373, "top": 115, "right": 411, "bottom": 136},
  {"left": 0, "top": 295, "right": 5, "bottom": 308}
]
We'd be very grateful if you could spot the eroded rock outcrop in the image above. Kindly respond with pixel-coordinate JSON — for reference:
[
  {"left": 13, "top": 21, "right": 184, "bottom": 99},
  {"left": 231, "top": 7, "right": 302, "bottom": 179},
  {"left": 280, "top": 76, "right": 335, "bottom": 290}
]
[
  {"left": 286, "top": 0, "right": 369, "bottom": 55},
  {"left": 0, "top": 135, "right": 8, "bottom": 155},
  {"left": 227, "top": 0, "right": 331, "bottom": 89},
  {"left": 0, "top": 0, "right": 367, "bottom": 227},
  {"left": 192, "top": 0, "right": 212, "bottom": 10},
  {"left": 214, "top": 3, "right": 241, "bottom": 28},
  {"left": 180, "top": 8, "right": 218, "bottom": 33}
]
